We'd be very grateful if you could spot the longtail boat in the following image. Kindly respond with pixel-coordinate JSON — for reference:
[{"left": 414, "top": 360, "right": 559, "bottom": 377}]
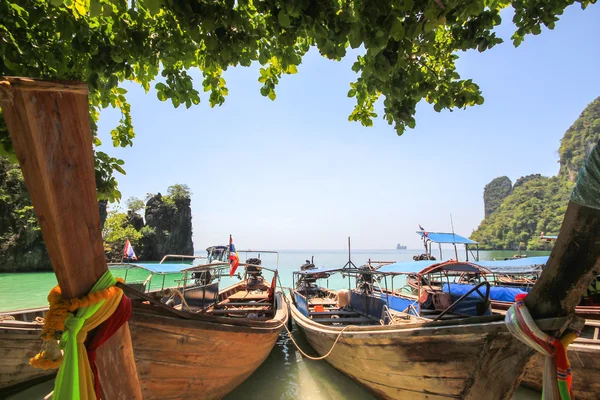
[
  {"left": 288, "top": 260, "right": 582, "bottom": 400},
  {"left": 370, "top": 259, "right": 600, "bottom": 399},
  {"left": 0, "top": 250, "right": 288, "bottom": 399}
]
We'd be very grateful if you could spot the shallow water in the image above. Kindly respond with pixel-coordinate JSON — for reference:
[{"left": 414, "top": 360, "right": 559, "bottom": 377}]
[{"left": 2, "top": 249, "right": 547, "bottom": 399}]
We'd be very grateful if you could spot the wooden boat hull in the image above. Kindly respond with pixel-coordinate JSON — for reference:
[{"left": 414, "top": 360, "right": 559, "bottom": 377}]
[
  {"left": 289, "top": 293, "right": 595, "bottom": 400},
  {"left": 0, "top": 292, "right": 288, "bottom": 399},
  {"left": 126, "top": 293, "right": 288, "bottom": 400},
  {"left": 290, "top": 295, "right": 516, "bottom": 400},
  {"left": 0, "top": 322, "right": 56, "bottom": 395}
]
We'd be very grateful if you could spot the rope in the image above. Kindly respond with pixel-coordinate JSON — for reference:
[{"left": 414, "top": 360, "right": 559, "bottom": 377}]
[
  {"left": 275, "top": 274, "right": 349, "bottom": 361},
  {"left": 505, "top": 294, "right": 579, "bottom": 400},
  {"left": 281, "top": 322, "right": 349, "bottom": 360},
  {"left": 163, "top": 288, "right": 192, "bottom": 312}
]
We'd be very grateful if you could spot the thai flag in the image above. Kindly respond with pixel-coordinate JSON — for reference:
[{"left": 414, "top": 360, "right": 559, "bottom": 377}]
[
  {"left": 229, "top": 235, "right": 240, "bottom": 277},
  {"left": 123, "top": 238, "right": 137, "bottom": 260},
  {"left": 419, "top": 224, "right": 429, "bottom": 237}
]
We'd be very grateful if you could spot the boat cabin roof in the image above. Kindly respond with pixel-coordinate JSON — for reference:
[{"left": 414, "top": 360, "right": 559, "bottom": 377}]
[
  {"left": 109, "top": 262, "right": 193, "bottom": 274},
  {"left": 378, "top": 260, "right": 490, "bottom": 276},
  {"left": 476, "top": 256, "right": 548, "bottom": 275},
  {"left": 416, "top": 231, "right": 478, "bottom": 245}
]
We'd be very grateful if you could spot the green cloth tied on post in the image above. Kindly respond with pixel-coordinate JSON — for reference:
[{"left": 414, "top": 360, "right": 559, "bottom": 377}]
[
  {"left": 52, "top": 271, "right": 117, "bottom": 399},
  {"left": 571, "top": 142, "right": 600, "bottom": 211}
]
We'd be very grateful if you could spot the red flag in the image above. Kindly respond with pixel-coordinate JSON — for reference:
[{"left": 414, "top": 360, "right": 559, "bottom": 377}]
[
  {"left": 123, "top": 239, "right": 137, "bottom": 260},
  {"left": 229, "top": 235, "right": 240, "bottom": 277}
]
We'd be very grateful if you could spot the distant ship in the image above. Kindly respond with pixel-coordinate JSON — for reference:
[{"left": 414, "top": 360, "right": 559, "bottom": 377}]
[{"left": 396, "top": 244, "right": 407, "bottom": 250}]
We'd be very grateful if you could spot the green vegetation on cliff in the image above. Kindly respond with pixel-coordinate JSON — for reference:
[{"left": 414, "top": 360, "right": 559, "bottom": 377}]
[
  {"left": 559, "top": 98, "right": 600, "bottom": 181},
  {"left": 471, "top": 97, "right": 600, "bottom": 250},
  {"left": 0, "top": 156, "right": 49, "bottom": 271},
  {"left": 0, "top": 160, "right": 193, "bottom": 270},
  {"left": 483, "top": 176, "right": 512, "bottom": 218},
  {"left": 102, "top": 184, "right": 194, "bottom": 262},
  {"left": 471, "top": 177, "right": 573, "bottom": 250}
]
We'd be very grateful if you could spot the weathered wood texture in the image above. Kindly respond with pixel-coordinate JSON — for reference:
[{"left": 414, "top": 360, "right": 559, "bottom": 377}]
[
  {"left": 0, "top": 326, "right": 55, "bottom": 394},
  {"left": 492, "top": 301, "right": 600, "bottom": 320},
  {"left": 521, "top": 343, "right": 600, "bottom": 400},
  {"left": 290, "top": 301, "right": 522, "bottom": 400},
  {"left": 0, "top": 77, "right": 142, "bottom": 399},
  {"left": 466, "top": 201, "right": 600, "bottom": 398},
  {"left": 128, "top": 292, "right": 288, "bottom": 400},
  {"left": 527, "top": 202, "right": 600, "bottom": 318},
  {"left": 462, "top": 201, "right": 600, "bottom": 398}
]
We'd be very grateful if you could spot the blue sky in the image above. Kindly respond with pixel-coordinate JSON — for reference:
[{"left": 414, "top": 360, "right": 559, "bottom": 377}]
[{"left": 97, "top": 5, "right": 600, "bottom": 250}]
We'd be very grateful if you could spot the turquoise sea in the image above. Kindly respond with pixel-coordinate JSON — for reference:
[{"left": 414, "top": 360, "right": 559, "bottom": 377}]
[{"left": 3, "top": 249, "right": 547, "bottom": 399}]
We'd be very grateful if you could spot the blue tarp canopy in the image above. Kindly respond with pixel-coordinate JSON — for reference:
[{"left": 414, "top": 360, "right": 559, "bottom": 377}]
[
  {"left": 109, "top": 263, "right": 191, "bottom": 274},
  {"left": 416, "top": 231, "right": 478, "bottom": 245},
  {"left": 442, "top": 283, "right": 530, "bottom": 302},
  {"left": 477, "top": 256, "right": 548, "bottom": 274},
  {"left": 377, "top": 260, "right": 440, "bottom": 274}
]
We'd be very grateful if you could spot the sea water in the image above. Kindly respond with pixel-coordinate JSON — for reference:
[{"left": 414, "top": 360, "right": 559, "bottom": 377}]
[{"left": 2, "top": 249, "right": 546, "bottom": 399}]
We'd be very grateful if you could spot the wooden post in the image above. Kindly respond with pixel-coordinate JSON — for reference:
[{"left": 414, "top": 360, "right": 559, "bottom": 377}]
[
  {"left": 463, "top": 142, "right": 600, "bottom": 399},
  {"left": 0, "top": 77, "right": 142, "bottom": 398}
]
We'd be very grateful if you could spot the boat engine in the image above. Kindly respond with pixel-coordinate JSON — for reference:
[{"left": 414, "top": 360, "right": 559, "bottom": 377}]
[
  {"left": 246, "top": 258, "right": 263, "bottom": 288},
  {"left": 300, "top": 260, "right": 316, "bottom": 271},
  {"left": 191, "top": 270, "right": 213, "bottom": 286},
  {"left": 413, "top": 254, "right": 436, "bottom": 261}
]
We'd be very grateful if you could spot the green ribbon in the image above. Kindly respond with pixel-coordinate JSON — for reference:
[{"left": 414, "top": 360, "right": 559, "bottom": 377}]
[
  {"left": 53, "top": 270, "right": 117, "bottom": 400},
  {"left": 571, "top": 142, "right": 600, "bottom": 211}
]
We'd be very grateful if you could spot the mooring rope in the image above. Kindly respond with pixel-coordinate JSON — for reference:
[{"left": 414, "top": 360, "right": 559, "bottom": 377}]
[
  {"left": 281, "top": 322, "right": 350, "bottom": 361},
  {"left": 275, "top": 277, "right": 350, "bottom": 361}
]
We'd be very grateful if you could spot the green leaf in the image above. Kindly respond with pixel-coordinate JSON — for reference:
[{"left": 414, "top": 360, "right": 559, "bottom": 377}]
[
  {"left": 267, "top": 90, "right": 276, "bottom": 101},
  {"left": 50, "top": 0, "right": 64, "bottom": 6},
  {"left": 145, "top": 0, "right": 162, "bottom": 15},
  {"left": 156, "top": 91, "right": 167, "bottom": 101},
  {"left": 390, "top": 18, "right": 405, "bottom": 41},
  {"left": 9, "top": 3, "right": 28, "bottom": 16},
  {"left": 260, "top": 86, "right": 270, "bottom": 97},
  {"left": 102, "top": 3, "right": 112, "bottom": 16},
  {"left": 278, "top": 10, "right": 291, "bottom": 28},
  {"left": 89, "top": 0, "right": 101, "bottom": 17},
  {"left": 115, "top": 87, "right": 128, "bottom": 95}
]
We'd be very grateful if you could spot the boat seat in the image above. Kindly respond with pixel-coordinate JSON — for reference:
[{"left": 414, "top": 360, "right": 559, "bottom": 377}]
[
  {"left": 311, "top": 317, "right": 373, "bottom": 324},
  {"left": 309, "top": 310, "right": 361, "bottom": 316},
  {"left": 216, "top": 302, "right": 267, "bottom": 307},
  {"left": 211, "top": 308, "right": 273, "bottom": 314}
]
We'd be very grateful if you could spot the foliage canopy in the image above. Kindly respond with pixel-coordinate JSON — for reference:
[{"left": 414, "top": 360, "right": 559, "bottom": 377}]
[
  {"left": 126, "top": 196, "right": 145, "bottom": 213},
  {"left": 0, "top": 0, "right": 596, "bottom": 201}
]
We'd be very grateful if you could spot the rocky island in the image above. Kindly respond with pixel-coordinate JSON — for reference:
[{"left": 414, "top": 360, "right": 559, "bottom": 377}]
[
  {"left": 471, "top": 96, "right": 600, "bottom": 250},
  {"left": 0, "top": 163, "right": 194, "bottom": 272}
]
